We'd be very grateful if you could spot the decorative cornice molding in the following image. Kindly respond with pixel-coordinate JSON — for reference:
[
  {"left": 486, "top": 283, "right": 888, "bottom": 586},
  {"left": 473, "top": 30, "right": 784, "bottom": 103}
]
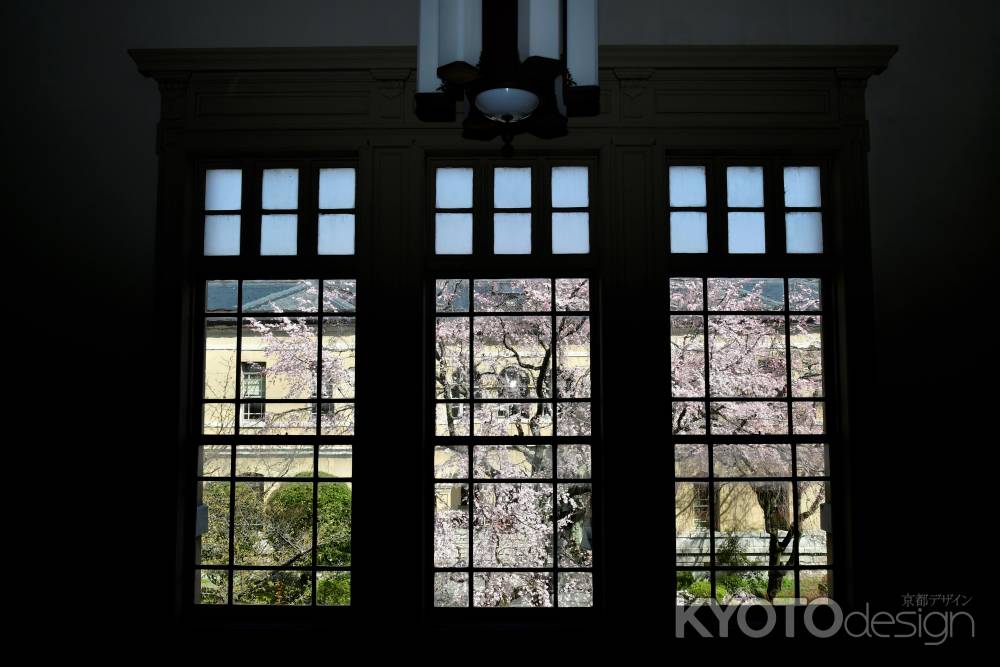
[{"left": 130, "top": 44, "right": 897, "bottom": 80}]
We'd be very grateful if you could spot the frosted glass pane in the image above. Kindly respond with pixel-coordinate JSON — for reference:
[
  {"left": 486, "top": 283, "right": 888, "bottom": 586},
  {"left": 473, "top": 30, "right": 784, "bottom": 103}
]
[
  {"left": 204, "top": 215, "right": 240, "bottom": 255},
  {"left": 551, "top": 166, "right": 589, "bottom": 207},
  {"left": 260, "top": 214, "right": 297, "bottom": 255},
  {"left": 669, "top": 166, "right": 706, "bottom": 207},
  {"left": 436, "top": 213, "right": 473, "bottom": 254},
  {"left": 494, "top": 167, "right": 531, "bottom": 208},
  {"left": 784, "top": 167, "right": 821, "bottom": 207},
  {"left": 670, "top": 212, "right": 707, "bottom": 253},
  {"left": 552, "top": 212, "right": 589, "bottom": 254},
  {"left": 728, "top": 212, "right": 766, "bottom": 253},
  {"left": 205, "top": 169, "right": 242, "bottom": 210},
  {"left": 494, "top": 213, "right": 532, "bottom": 254},
  {"left": 262, "top": 169, "right": 298, "bottom": 209},
  {"left": 436, "top": 168, "right": 473, "bottom": 208},
  {"left": 318, "top": 213, "right": 355, "bottom": 255},
  {"left": 786, "top": 212, "right": 823, "bottom": 253},
  {"left": 319, "top": 168, "right": 356, "bottom": 209},
  {"left": 727, "top": 166, "right": 764, "bottom": 207}
]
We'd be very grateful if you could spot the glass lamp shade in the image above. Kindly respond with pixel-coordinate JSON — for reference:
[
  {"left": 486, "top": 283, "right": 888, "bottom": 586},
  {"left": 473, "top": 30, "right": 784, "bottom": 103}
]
[{"left": 474, "top": 87, "right": 540, "bottom": 123}]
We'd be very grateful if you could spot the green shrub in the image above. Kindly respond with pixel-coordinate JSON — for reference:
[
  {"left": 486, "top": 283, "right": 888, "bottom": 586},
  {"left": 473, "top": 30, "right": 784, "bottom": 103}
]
[{"left": 686, "top": 579, "right": 726, "bottom": 601}]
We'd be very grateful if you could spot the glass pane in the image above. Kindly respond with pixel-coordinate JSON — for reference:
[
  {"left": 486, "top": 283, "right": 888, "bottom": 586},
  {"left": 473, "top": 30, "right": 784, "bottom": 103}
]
[
  {"left": 556, "top": 316, "right": 590, "bottom": 398},
  {"left": 434, "top": 572, "right": 469, "bottom": 607},
  {"left": 261, "top": 168, "right": 298, "bottom": 209},
  {"left": 322, "top": 279, "right": 356, "bottom": 312},
  {"left": 233, "top": 570, "right": 311, "bottom": 605},
  {"left": 241, "top": 317, "right": 318, "bottom": 399},
  {"left": 728, "top": 212, "right": 766, "bottom": 253},
  {"left": 203, "top": 403, "right": 235, "bottom": 435},
  {"left": 234, "top": 480, "right": 312, "bottom": 566},
  {"left": 676, "top": 482, "right": 710, "bottom": 565},
  {"left": 710, "top": 402, "right": 788, "bottom": 435},
  {"left": 260, "top": 214, "right": 297, "bottom": 255},
  {"left": 799, "top": 481, "right": 831, "bottom": 565},
  {"left": 671, "top": 315, "right": 705, "bottom": 398},
  {"left": 205, "top": 169, "right": 241, "bottom": 210},
  {"left": 717, "top": 481, "right": 794, "bottom": 566},
  {"left": 236, "top": 445, "right": 313, "bottom": 477},
  {"left": 676, "top": 570, "right": 712, "bottom": 604},
  {"left": 436, "top": 213, "right": 473, "bottom": 254},
  {"left": 473, "top": 445, "right": 552, "bottom": 478},
  {"left": 557, "top": 403, "right": 591, "bottom": 436},
  {"left": 436, "top": 279, "right": 469, "bottom": 312},
  {"left": 473, "top": 572, "right": 553, "bottom": 607},
  {"left": 318, "top": 444, "right": 353, "bottom": 477},
  {"left": 474, "top": 403, "right": 552, "bottom": 436},
  {"left": 204, "top": 215, "right": 240, "bottom": 256},
  {"left": 240, "top": 403, "right": 317, "bottom": 436},
  {"left": 473, "top": 316, "right": 551, "bottom": 398},
  {"left": 792, "top": 401, "right": 825, "bottom": 434},
  {"left": 473, "top": 483, "right": 553, "bottom": 567},
  {"left": 800, "top": 570, "right": 831, "bottom": 602},
  {"left": 317, "top": 482, "right": 352, "bottom": 566},
  {"left": 791, "top": 315, "right": 824, "bottom": 397},
  {"left": 551, "top": 166, "right": 589, "bottom": 207},
  {"left": 786, "top": 212, "right": 823, "bottom": 253},
  {"left": 204, "top": 318, "right": 237, "bottom": 399},
  {"left": 318, "top": 214, "right": 354, "bottom": 254},
  {"left": 672, "top": 401, "right": 706, "bottom": 435},
  {"left": 552, "top": 212, "right": 589, "bottom": 254},
  {"left": 206, "top": 280, "right": 237, "bottom": 312},
  {"left": 317, "top": 572, "right": 351, "bottom": 606},
  {"left": 558, "top": 483, "right": 592, "bottom": 567},
  {"left": 436, "top": 317, "right": 469, "bottom": 399},
  {"left": 708, "top": 315, "right": 786, "bottom": 398},
  {"left": 670, "top": 277, "right": 703, "bottom": 312},
  {"left": 198, "top": 445, "right": 231, "bottom": 477},
  {"left": 196, "top": 570, "right": 228, "bottom": 605},
  {"left": 436, "top": 167, "right": 473, "bottom": 208},
  {"left": 435, "top": 483, "right": 469, "bottom": 567},
  {"left": 707, "top": 278, "right": 784, "bottom": 311},
  {"left": 671, "top": 212, "right": 708, "bottom": 253},
  {"left": 727, "top": 166, "right": 763, "bottom": 207},
  {"left": 557, "top": 444, "right": 592, "bottom": 479},
  {"left": 319, "top": 167, "right": 356, "bottom": 209},
  {"left": 555, "top": 278, "right": 589, "bottom": 311},
  {"left": 674, "top": 443, "right": 708, "bottom": 478},
  {"left": 797, "top": 443, "right": 829, "bottom": 477},
  {"left": 714, "top": 444, "right": 792, "bottom": 477},
  {"left": 784, "top": 166, "right": 821, "bottom": 207},
  {"left": 559, "top": 572, "right": 593, "bottom": 607},
  {"left": 320, "top": 403, "right": 354, "bottom": 435},
  {"left": 196, "top": 481, "right": 229, "bottom": 565},
  {"left": 493, "top": 213, "right": 532, "bottom": 254},
  {"left": 494, "top": 167, "right": 531, "bottom": 208},
  {"left": 716, "top": 569, "right": 795, "bottom": 604},
  {"left": 474, "top": 278, "right": 551, "bottom": 312},
  {"left": 789, "top": 278, "right": 821, "bottom": 311},
  {"left": 669, "top": 166, "right": 706, "bottom": 207},
  {"left": 434, "top": 445, "right": 469, "bottom": 478},
  {"left": 322, "top": 317, "right": 356, "bottom": 399},
  {"left": 436, "top": 403, "right": 470, "bottom": 436},
  {"left": 243, "top": 279, "right": 319, "bottom": 313}
]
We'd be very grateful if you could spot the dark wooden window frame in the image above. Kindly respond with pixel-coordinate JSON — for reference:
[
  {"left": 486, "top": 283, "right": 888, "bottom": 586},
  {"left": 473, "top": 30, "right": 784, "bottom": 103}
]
[{"left": 132, "top": 45, "right": 894, "bottom": 632}]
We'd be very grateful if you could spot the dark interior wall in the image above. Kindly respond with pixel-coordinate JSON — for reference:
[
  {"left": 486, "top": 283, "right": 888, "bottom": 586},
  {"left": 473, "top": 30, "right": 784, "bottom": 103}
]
[{"left": 9, "top": 0, "right": 995, "bottom": 631}]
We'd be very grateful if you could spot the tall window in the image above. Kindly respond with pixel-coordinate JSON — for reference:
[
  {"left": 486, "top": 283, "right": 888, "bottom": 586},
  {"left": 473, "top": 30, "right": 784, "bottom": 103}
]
[
  {"left": 670, "top": 161, "right": 833, "bottom": 604},
  {"left": 429, "top": 160, "right": 598, "bottom": 608},
  {"left": 195, "top": 161, "right": 358, "bottom": 607}
]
